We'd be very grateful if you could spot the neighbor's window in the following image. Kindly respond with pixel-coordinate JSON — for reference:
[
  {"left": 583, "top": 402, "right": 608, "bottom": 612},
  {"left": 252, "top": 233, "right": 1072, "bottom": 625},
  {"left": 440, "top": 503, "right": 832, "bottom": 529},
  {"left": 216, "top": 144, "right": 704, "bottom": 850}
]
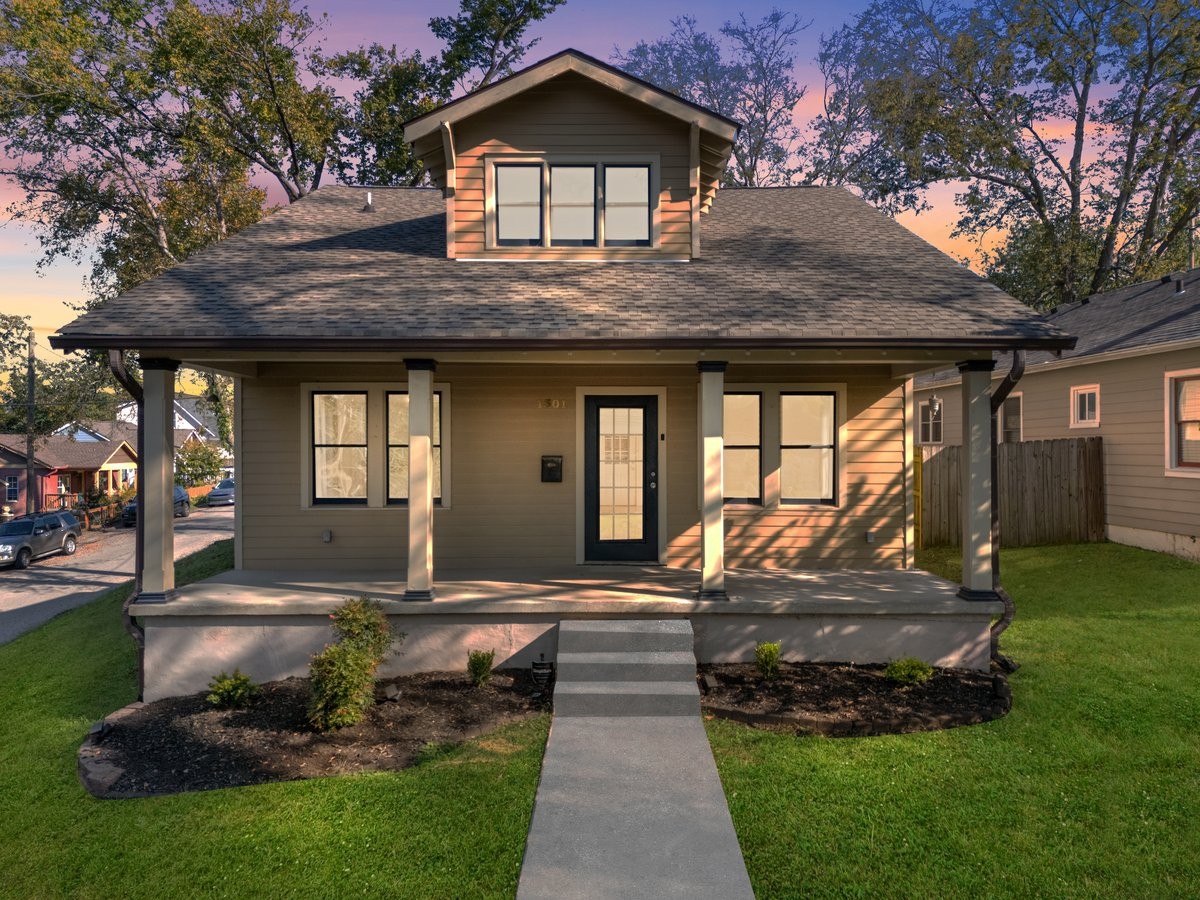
[
  {"left": 604, "top": 166, "right": 651, "bottom": 246},
  {"left": 1170, "top": 374, "right": 1200, "bottom": 470},
  {"left": 57, "top": 475, "right": 71, "bottom": 494},
  {"left": 723, "top": 393, "right": 762, "bottom": 503},
  {"left": 312, "top": 392, "right": 368, "bottom": 504},
  {"left": 5, "top": 475, "right": 17, "bottom": 502},
  {"left": 1001, "top": 394, "right": 1023, "bottom": 443},
  {"left": 780, "top": 392, "right": 837, "bottom": 504},
  {"left": 918, "top": 399, "right": 943, "bottom": 445},
  {"left": 387, "top": 392, "right": 444, "bottom": 503},
  {"left": 495, "top": 164, "right": 542, "bottom": 246},
  {"left": 550, "top": 165, "right": 596, "bottom": 246},
  {"left": 1070, "top": 384, "right": 1099, "bottom": 427}
]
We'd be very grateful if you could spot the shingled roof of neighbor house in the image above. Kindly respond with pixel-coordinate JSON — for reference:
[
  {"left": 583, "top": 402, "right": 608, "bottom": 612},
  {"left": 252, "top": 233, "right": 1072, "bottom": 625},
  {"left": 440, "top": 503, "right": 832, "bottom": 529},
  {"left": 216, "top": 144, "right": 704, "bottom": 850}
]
[
  {"left": 52, "top": 185, "right": 1074, "bottom": 353},
  {"left": 0, "top": 434, "right": 136, "bottom": 470}
]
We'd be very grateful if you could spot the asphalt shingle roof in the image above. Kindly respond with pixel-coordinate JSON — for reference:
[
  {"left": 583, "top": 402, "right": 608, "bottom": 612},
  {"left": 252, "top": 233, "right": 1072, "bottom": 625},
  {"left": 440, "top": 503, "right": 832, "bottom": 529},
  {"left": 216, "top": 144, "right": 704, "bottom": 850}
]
[
  {"left": 0, "top": 434, "right": 135, "bottom": 470},
  {"left": 53, "top": 185, "right": 1071, "bottom": 352}
]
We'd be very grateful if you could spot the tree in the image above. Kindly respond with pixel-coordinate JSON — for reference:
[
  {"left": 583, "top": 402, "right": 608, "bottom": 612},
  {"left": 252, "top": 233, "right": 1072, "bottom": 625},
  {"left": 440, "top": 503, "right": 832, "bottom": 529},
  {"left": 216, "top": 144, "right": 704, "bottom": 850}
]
[
  {"left": 614, "top": 10, "right": 809, "bottom": 187},
  {"left": 430, "top": 0, "right": 567, "bottom": 93},
  {"left": 174, "top": 439, "right": 225, "bottom": 486},
  {"left": 812, "top": 0, "right": 1200, "bottom": 307}
]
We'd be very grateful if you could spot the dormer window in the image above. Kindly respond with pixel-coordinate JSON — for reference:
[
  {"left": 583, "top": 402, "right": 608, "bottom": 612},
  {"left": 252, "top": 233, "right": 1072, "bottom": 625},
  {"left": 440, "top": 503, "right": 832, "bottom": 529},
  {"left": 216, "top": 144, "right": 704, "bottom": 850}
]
[{"left": 487, "top": 157, "right": 656, "bottom": 251}]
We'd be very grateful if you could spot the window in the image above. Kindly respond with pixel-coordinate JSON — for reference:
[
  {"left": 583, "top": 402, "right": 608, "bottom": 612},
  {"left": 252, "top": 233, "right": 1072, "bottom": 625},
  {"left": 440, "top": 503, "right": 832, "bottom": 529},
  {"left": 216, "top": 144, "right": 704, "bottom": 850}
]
[
  {"left": 1070, "top": 384, "right": 1100, "bottom": 427},
  {"left": 57, "top": 475, "right": 71, "bottom": 494},
  {"left": 304, "top": 384, "right": 450, "bottom": 507},
  {"left": 312, "top": 392, "right": 368, "bottom": 504},
  {"left": 1167, "top": 372, "right": 1200, "bottom": 472},
  {"left": 780, "top": 393, "right": 837, "bottom": 504},
  {"left": 1001, "top": 394, "right": 1022, "bottom": 443},
  {"left": 387, "top": 392, "right": 443, "bottom": 503},
  {"left": 918, "top": 399, "right": 943, "bottom": 445},
  {"left": 723, "top": 393, "right": 761, "bottom": 503},
  {"left": 489, "top": 159, "right": 654, "bottom": 249},
  {"left": 5, "top": 476, "right": 17, "bottom": 502}
]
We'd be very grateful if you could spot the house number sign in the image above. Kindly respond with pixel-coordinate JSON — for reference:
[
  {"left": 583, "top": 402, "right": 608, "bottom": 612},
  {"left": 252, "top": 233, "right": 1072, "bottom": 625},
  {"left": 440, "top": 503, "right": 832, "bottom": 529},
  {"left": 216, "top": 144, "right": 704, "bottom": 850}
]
[{"left": 537, "top": 398, "right": 570, "bottom": 409}]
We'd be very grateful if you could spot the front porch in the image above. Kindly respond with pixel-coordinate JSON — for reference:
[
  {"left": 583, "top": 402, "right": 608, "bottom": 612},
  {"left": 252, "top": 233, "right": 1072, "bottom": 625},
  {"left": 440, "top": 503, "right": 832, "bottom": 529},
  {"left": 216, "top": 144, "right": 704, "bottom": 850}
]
[{"left": 132, "top": 566, "right": 1001, "bottom": 701}]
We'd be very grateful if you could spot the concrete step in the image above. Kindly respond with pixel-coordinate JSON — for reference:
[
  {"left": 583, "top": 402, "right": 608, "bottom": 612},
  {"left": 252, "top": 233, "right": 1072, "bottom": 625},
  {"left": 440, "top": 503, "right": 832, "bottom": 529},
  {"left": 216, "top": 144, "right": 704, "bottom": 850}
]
[
  {"left": 556, "top": 650, "right": 698, "bottom": 682},
  {"left": 557, "top": 618, "right": 694, "bottom": 653},
  {"left": 554, "top": 680, "right": 701, "bottom": 717}
]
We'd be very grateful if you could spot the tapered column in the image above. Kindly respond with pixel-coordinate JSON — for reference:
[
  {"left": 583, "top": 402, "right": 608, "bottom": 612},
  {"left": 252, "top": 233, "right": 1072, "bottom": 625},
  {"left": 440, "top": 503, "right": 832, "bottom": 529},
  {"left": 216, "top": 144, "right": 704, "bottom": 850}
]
[
  {"left": 698, "top": 361, "right": 729, "bottom": 600},
  {"left": 404, "top": 359, "right": 436, "bottom": 601},
  {"left": 958, "top": 360, "right": 998, "bottom": 601},
  {"left": 141, "top": 359, "right": 178, "bottom": 601}
]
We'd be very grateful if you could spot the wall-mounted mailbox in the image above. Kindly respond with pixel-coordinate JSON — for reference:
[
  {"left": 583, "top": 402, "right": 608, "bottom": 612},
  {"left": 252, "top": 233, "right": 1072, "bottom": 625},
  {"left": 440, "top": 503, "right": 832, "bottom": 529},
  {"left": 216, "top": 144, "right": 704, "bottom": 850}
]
[{"left": 541, "top": 455, "right": 563, "bottom": 483}]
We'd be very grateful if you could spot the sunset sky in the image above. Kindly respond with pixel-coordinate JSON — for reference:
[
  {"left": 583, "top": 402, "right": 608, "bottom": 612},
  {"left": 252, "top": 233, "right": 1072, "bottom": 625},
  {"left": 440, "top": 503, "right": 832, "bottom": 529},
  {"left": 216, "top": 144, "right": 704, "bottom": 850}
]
[{"left": 0, "top": 0, "right": 978, "bottom": 353}]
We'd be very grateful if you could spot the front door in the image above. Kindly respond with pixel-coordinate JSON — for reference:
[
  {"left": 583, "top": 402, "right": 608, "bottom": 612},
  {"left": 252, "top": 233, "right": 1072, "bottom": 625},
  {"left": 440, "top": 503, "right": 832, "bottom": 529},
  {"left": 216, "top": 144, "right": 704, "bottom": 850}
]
[{"left": 584, "top": 395, "right": 659, "bottom": 562}]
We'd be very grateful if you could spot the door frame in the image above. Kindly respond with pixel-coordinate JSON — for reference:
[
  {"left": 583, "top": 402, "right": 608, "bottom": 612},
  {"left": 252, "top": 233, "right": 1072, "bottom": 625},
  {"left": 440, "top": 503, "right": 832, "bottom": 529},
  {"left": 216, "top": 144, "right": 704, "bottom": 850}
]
[{"left": 575, "top": 386, "right": 667, "bottom": 564}]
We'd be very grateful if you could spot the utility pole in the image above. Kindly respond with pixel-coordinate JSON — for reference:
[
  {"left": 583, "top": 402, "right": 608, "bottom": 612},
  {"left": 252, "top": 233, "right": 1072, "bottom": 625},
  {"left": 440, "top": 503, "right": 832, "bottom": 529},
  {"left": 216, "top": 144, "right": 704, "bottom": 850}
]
[{"left": 25, "top": 331, "right": 37, "bottom": 516}]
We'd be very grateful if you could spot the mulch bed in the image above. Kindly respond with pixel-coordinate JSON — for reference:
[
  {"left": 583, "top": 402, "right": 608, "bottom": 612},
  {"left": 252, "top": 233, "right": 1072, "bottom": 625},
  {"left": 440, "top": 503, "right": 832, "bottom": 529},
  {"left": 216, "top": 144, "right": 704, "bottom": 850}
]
[
  {"left": 80, "top": 662, "right": 1011, "bottom": 798},
  {"left": 81, "top": 670, "right": 551, "bottom": 798},
  {"left": 699, "top": 661, "right": 1011, "bottom": 737}
]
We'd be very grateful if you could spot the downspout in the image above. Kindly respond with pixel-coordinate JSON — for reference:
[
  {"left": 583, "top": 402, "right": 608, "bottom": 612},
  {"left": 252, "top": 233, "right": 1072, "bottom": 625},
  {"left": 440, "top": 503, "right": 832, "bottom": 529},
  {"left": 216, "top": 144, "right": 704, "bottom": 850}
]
[
  {"left": 988, "top": 349, "right": 1025, "bottom": 671},
  {"left": 108, "top": 350, "right": 146, "bottom": 700}
]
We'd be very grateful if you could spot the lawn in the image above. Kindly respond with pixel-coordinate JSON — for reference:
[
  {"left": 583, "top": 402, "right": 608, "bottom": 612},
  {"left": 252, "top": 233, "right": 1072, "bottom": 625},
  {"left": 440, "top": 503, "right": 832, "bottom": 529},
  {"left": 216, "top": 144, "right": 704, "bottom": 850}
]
[
  {"left": 711, "top": 543, "right": 1200, "bottom": 899},
  {"left": 0, "top": 540, "right": 548, "bottom": 899}
]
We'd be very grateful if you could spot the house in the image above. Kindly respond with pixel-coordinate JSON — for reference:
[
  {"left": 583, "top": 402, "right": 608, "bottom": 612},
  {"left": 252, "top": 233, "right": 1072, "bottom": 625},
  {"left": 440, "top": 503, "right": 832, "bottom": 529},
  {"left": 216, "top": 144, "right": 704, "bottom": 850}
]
[
  {"left": 50, "top": 50, "right": 1072, "bottom": 701},
  {"left": 0, "top": 433, "right": 137, "bottom": 513},
  {"left": 914, "top": 268, "right": 1200, "bottom": 560}
]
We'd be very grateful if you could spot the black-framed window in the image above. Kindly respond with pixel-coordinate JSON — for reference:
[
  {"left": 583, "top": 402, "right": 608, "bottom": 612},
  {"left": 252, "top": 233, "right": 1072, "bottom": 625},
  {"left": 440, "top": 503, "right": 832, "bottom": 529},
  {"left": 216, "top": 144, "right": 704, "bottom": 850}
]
[
  {"left": 723, "top": 392, "right": 762, "bottom": 503},
  {"left": 550, "top": 165, "right": 596, "bottom": 246},
  {"left": 495, "top": 164, "right": 542, "bottom": 246},
  {"left": 603, "top": 165, "right": 651, "bottom": 246},
  {"left": 312, "top": 392, "right": 368, "bottom": 504},
  {"left": 918, "top": 400, "right": 943, "bottom": 445},
  {"left": 1173, "top": 375, "right": 1200, "bottom": 468},
  {"left": 387, "top": 392, "right": 444, "bottom": 503},
  {"left": 780, "top": 392, "right": 837, "bottom": 505},
  {"left": 5, "top": 476, "right": 17, "bottom": 502}
]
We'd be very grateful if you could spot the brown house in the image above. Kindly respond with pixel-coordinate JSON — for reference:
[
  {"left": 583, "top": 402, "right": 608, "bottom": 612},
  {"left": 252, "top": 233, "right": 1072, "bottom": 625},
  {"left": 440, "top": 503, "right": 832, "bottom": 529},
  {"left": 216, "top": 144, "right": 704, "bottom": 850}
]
[
  {"left": 51, "top": 50, "right": 1071, "bottom": 700},
  {"left": 915, "top": 268, "right": 1200, "bottom": 560}
]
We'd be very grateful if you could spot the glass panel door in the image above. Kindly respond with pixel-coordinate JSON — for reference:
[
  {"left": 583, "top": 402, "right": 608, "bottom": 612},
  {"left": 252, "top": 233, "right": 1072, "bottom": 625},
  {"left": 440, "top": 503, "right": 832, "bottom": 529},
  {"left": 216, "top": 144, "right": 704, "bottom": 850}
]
[{"left": 585, "top": 396, "right": 658, "bottom": 561}]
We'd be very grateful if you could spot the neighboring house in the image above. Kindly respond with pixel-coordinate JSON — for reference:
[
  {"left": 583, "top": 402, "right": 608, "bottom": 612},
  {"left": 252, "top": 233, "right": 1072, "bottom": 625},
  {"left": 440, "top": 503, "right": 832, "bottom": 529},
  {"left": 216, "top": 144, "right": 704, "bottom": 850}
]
[
  {"left": 0, "top": 433, "right": 138, "bottom": 511},
  {"left": 55, "top": 418, "right": 202, "bottom": 452},
  {"left": 50, "top": 50, "right": 1072, "bottom": 701},
  {"left": 915, "top": 268, "right": 1200, "bottom": 561}
]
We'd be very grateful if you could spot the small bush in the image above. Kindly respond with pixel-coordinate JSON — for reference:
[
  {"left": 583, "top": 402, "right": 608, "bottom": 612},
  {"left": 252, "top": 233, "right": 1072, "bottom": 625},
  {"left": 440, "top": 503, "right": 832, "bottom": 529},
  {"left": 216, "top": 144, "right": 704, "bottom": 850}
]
[
  {"left": 468, "top": 648, "right": 496, "bottom": 687},
  {"left": 885, "top": 657, "right": 935, "bottom": 685},
  {"left": 755, "top": 641, "right": 782, "bottom": 680},
  {"left": 206, "top": 669, "right": 258, "bottom": 709},
  {"left": 308, "top": 597, "right": 398, "bottom": 731}
]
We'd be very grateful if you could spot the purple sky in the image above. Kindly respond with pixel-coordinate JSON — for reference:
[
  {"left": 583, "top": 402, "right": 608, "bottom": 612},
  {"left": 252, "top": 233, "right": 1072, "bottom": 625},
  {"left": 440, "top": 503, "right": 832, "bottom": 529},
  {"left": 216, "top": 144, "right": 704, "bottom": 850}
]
[{"left": 3, "top": 0, "right": 976, "bottom": 349}]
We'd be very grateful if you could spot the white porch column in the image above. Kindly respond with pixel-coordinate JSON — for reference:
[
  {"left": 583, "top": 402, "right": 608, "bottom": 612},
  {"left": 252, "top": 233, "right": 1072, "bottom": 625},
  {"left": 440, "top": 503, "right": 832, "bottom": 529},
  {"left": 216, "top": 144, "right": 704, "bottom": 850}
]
[
  {"left": 140, "top": 359, "right": 178, "bottom": 601},
  {"left": 404, "top": 359, "right": 436, "bottom": 601},
  {"left": 698, "top": 361, "right": 729, "bottom": 600},
  {"left": 958, "top": 360, "right": 998, "bottom": 600}
]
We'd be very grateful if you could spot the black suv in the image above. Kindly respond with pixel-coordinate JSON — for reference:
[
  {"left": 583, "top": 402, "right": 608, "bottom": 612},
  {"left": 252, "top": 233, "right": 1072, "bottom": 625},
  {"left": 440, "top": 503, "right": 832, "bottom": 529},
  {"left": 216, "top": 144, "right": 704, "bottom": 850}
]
[
  {"left": 0, "top": 511, "right": 83, "bottom": 569},
  {"left": 121, "top": 486, "right": 191, "bottom": 526}
]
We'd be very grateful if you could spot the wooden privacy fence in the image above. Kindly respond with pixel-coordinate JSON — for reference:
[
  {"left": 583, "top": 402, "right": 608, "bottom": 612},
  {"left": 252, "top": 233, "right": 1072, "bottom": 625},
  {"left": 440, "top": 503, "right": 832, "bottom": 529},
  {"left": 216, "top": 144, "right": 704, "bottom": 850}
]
[{"left": 918, "top": 437, "right": 1105, "bottom": 548}]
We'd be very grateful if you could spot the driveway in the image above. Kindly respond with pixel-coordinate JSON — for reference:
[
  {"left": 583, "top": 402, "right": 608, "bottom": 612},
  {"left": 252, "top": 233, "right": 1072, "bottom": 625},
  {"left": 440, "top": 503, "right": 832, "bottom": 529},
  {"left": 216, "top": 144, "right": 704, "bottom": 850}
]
[{"left": 0, "top": 507, "right": 234, "bottom": 645}]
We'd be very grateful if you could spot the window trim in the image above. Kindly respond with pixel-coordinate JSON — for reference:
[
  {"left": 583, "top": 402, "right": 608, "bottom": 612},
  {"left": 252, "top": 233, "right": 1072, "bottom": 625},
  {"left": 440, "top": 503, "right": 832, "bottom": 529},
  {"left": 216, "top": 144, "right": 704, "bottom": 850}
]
[
  {"left": 917, "top": 398, "right": 943, "bottom": 446},
  {"left": 484, "top": 153, "right": 660, "bottom": 251},
  {"left": 1069, "top": 384, "right": 1100, "bottom": 428},
  {"left": 1165, "top": 367, "right": 1200, "bottom": 478},
  {"left": 300, "top": 382, "right": 452, "bottom": 509},
  {"left": 722, "top": 391, "right": 763, "bottom": 505},
  {"left": 1000, "top": 391, "right": 1023, "bottom": 443},
  {"left": 779, "top": 391, "right": 838, "bottom": 506}
]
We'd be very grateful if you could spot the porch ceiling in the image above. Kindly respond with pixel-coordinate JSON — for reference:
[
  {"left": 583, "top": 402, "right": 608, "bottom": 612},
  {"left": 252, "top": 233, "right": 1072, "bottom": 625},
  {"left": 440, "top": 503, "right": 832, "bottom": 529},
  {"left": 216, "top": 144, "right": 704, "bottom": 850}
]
[{"left": 132, "top": 566, "right": 1000, "bottom": 618}]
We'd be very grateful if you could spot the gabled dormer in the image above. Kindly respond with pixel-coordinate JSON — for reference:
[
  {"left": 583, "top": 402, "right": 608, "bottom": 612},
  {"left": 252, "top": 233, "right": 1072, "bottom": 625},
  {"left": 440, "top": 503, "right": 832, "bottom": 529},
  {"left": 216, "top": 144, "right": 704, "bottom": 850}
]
[{"left": 403, "top": 50, "right": 739, "bottom": 261}]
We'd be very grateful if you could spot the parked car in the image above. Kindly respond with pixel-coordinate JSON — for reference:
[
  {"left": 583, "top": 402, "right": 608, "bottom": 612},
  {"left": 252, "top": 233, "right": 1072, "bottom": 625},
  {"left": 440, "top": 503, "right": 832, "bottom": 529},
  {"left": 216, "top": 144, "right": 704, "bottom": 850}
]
[
  {"left": 121, "top": 486, "right": 190, "bottom": 526},
  {"left": 0, "top": 511, "right": 83, "bottom": 568},
  {"left": 207, "top": 478, "right": 235, "bottom": 506}
]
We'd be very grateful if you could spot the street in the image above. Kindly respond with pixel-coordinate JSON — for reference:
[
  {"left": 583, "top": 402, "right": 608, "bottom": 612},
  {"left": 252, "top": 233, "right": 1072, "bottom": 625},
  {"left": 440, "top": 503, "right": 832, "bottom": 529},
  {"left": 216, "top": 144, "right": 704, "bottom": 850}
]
[{"left": 0, "top": 506, "right": 234, "bottom": 645}]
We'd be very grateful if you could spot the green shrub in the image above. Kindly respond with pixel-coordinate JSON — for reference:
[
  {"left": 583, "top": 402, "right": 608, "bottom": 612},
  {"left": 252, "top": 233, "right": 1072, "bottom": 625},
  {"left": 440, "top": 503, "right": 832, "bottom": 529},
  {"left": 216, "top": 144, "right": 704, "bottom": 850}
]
[
  {"left": 468, "top": 648, "right": 496, "bottom": 687},
  {"left": 885, "top": 657, "right": 935, "bottom": 685},
  {"left": 755, "top": 641, "right": 782, "bottom": 680},
  {"left": 206, "top": 669, "right": 258, "bottom": 709},
  {"left": 308, "top": 597, "right": 399, "bottom": 731}
]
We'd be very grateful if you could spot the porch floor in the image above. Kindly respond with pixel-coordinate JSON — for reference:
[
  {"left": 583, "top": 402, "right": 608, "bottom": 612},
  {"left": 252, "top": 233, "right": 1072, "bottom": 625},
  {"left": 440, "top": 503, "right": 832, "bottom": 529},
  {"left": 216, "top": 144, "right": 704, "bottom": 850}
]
[{"left": 133, "top": 565, "right": 997, "bottom": 618}]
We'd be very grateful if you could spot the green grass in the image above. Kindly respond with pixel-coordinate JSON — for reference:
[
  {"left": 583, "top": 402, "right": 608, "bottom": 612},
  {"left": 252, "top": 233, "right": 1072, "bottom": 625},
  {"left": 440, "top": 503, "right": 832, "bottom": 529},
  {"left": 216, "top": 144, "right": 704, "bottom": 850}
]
[
  {"left": 710, "top": 542, "right": 1200, "bottom": 898},
  {"left": 0, "top": 539, "right": 549, "bottom": 899}
]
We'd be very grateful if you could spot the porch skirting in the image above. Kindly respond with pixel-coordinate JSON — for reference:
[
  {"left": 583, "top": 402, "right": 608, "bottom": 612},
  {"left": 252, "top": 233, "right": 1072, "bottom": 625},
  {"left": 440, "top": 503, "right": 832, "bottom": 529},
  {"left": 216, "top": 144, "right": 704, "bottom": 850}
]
[{"left": 130, "top": 567, "right": 1002, "bottom": 701}]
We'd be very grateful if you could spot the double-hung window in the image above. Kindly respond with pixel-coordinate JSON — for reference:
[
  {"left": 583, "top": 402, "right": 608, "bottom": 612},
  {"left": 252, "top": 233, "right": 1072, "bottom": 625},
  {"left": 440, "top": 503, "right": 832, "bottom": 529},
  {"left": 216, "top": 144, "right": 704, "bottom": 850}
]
[
  {"left": 723, "top": 393, "right": 762, "bottom": 503},
  {"left": 1167, "top": 371, "right": 1200, "bottom": 472},
  {"left": 1001, "top": 394, "right": 1022, "bottom": 443},
  {"left": 387, "top": 392, "right": 443, "bottom": 503},
  {"left": 491, "top": 159, "right": 653, "bottom": 249},
  {"left": 780, "top": 393, "right": 837, "bottom": 505},
  {"left": 918, "top": 399, "right": 943, "bottom": 445},
  {"left": 1070, "top": 384, "right": 1099, "bottom": 428},
  {"left": 5, "top": 475, "right": 18, "bottom": 502},
  {"left": 312, "top": 392, "right": 368, "bottom": 504}
]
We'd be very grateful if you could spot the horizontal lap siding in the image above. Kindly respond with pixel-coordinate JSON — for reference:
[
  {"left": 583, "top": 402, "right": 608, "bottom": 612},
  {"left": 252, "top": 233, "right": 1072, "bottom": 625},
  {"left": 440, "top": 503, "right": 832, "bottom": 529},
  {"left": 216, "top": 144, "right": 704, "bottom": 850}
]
[
  {"left": 452, "top": 72, "right": 692, "bottom": 258},
  {"left": 241, "top": 366, "right": 907, "bottom": 571}
]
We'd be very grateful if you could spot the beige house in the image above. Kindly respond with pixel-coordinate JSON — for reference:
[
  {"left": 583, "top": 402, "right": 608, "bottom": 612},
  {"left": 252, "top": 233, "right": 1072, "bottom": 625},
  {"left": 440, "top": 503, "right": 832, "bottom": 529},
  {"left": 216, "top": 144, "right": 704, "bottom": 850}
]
[
  {"left": 915, "top": 269, "right": 1200, "bottom": 560},
  {"left": 52, "top": 50, "right": 1071, "bottom": 700}
]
